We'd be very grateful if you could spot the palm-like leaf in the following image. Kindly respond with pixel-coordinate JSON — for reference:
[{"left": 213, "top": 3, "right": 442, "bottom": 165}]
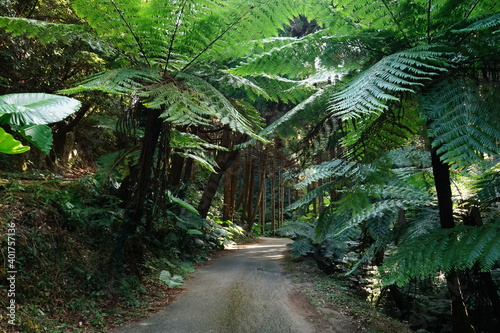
[
  {"left": 0, "top": 93, "right": 81, "bottom": 153},
  {"left": 0, "top": 93, "right": 81, "bottom": 126}
]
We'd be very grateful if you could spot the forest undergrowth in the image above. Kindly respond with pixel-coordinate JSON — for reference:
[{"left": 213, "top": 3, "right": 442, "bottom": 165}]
[{"left": 0, "top": 176, "right": 253, "bottom": 333}]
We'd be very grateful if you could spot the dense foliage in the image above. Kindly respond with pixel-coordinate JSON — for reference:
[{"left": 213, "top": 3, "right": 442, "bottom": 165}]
[{"left": 0, "top": 0, "right": 499, "bottom": 332}]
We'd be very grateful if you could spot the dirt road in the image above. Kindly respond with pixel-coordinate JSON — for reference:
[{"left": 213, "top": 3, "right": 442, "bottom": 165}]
[{"left": 110, "top": 238, "right": 352, "bottom": 333}]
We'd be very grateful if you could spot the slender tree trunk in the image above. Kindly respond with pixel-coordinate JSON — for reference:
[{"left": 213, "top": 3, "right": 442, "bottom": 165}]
[
  {"left": 236, "top": 152, "right": 250, "bottom": 212},
  {"left": 278, "top": 163, "right": 285, "bottom": 228},
  {"left": 261, "top": 160, "right": 267, "bottom": 235},
  {"left": 110, "top": 107, "right": 163, "bottom": 276},
  {"left": 248, "top": 160, "right": 266, "bottom": 232},
  {"left": 197, "top": 129, "right": 240, "bottom": 219},
  {"left": 270, "top": 160, "right": 276, "bottom": 236},
  {"left": 430, "top": 146, "right": 475, "bottom": 333},
  {"left": 244, "top": 158, "right": 256, "bottom": 230}
]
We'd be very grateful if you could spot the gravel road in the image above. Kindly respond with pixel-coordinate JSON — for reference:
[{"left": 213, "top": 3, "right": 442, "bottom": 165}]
[{"left": 110, "top": 237, "right": 352, "bottom": 333}]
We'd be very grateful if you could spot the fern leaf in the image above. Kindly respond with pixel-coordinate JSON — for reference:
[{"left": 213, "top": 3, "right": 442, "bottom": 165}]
[
  {"left": 452, "top": 12, "right": 500, "bottom": 33},
  {"left": 329, "top": 45, "right": 447, "bottom": 120},
  {"left": 382, "top": 221, "right": 500, "bottom": 286},
  {"left": 0, "top": 17, "right": 108, "bottom": 50},
  {"left": 421, "top": 78, "right": 500, "bottom": 169},
  {"left": 58, "top": 68, "right": 161, "bottom": 95},
  {"left": 473, "top": 164, "right": 500, "bottom": 204},
  {"left": 295, "top": 159, "right": 358, "bottom": 190}
]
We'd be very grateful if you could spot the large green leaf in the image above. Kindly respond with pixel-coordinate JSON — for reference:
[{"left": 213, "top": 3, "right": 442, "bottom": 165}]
[
  {"left": 18, "top": 124, "right": 54, "bottom": 155},
  {"left": 0, "top": 93, "right": 81, "bottom": 126},
  {"left": 0, "top": 128, "right": 30, "bottom": 154}
]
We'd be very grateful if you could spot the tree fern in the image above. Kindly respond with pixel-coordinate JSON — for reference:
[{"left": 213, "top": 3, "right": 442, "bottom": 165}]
[
  {"left": 339, "top": 102, "right": 424, "bottom": 160},
  {"left": 381, "top": 221, "right": 500, "bottom": 286},
  {"left": 329, "top": 45, "right": 447, "bottom": 120},
  {"left": 58, "top": 68, "right": 161, "bottom": 94},
  {"left": 0, "top": 17, "right": 108, "bottom": 50},
  {"left": 473, "top": 163, "right": 500, "bottom": 204},
  {"left": 294, "top": 158, "right": 358, "bottom": 190},
  {"left": 421, "top": 78, "right": 500, "bottom": 169},
  {"left": 453, "top": 12, "right": 500, "bottom": 33}
]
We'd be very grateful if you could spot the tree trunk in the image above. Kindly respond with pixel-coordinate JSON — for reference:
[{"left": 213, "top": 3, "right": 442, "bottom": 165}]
[
  {"left": 270, "top": 160, "right": 276, "bottom": 236},
  {"left": 110, "top": 107, "right": 163, "bottom": 276},
  {"left": 430, "top": 145, "right": 475, "bottom": 333},
  {"left": 248, "top": 161, "right": 266, "bottom": 232},
  {"left": 197, "top": 128, "right": 240, "bottom": 219},
  {"left": 244, "top": 157, "right": 256, "bottom": 230}
]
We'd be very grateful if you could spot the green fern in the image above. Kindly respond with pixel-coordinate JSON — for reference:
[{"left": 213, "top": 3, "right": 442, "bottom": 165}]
[
  {"left": 295, "top": 159, "right": 358, "bottom": 190},
  {"left": 452, "top": 12, "right": 500, "bottom": 33},
  {"left": 0, "top": 16, "right": 109, "bottom": 51},
  {"left": 381, "top": 221, "right": 500, "bottom": 286},
  {"left": 421, "top": 78, "right": 500, "bottom": 169},
  {"left": 329, "top": 45, "right": 447, "bottom": 120},
  {"left": 58, "top": 68, "right": 161, "bottom": 95}
]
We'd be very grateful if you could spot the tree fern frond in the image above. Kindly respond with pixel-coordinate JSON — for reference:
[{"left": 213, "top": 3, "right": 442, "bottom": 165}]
[
  {"left": 329, "top": 45, "right": 447, "bottom": 120},
  {"left": 287, "top": 182, "right": 337, "bottom": 211},
  {"left": 0, "top": 17, "right": 108, "bottom": 49},
  {"left": 473, "top": 163, "right": 500, "bottom": 204},
  {"left": 218, "top": 73, "right": 271, "bottom": 101},
  {"left": 334, "top": 0, "right": 399, "bottom": 30},
  {"left": 278, "top": 220, "right": 316, "bottom": 239},
  {"left": 452, "top": 12, "right": 500, "bottom": 33},
  {"left": 295, "top": 159, "right": 358, "bottom": 190},
  {"left": 227, "top": 29, "right": 330, "bottom": 78},
  {"left": 365, "top": 212, "right": 396, "bottom": 239},
  {"left": 174, "top": 152, "right": 217, "bottom": 173},
  {"left": 232, "top": 74, "right": 318, "bottom": 104},
  {"left": 170, "top": 130, "right": 228, "bottom": 152},
  {"left": 382, "top": 221, "right": 500, "bottom": 286},
  {"left": 399, "top": 205, "right": 441, "bottom": 242},
  {"left": 421, "top": 78, "right": 500, "bottom": 169},
  {"left": 58, "top": 68, "right": 161, "bottom": 94},
  {"left": 176, "top": 73, "right": 264, "bottom": 141},
  {"left": 340, "top": 103, "right": 424, "bottom": 160},
  {"left": 263, "top": 89, "right": 326, "bottom": 136},
  {"left": 288, "top": 238, "right": 316, "bottom": 258}
]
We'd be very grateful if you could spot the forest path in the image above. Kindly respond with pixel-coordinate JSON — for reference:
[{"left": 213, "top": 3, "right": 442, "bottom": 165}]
[{"left": 110, "top": 237, "right": 352, "bottom": 333}]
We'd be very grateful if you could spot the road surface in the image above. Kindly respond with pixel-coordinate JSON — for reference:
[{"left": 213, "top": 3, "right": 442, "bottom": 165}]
[{"left": 110, "top": 237, "right": 353, "bottom": 333}]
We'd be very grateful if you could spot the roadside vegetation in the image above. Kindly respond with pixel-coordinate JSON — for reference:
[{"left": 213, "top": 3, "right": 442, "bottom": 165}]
[{"left": 1, "top": 1, "right": 499, "bottom": 332}]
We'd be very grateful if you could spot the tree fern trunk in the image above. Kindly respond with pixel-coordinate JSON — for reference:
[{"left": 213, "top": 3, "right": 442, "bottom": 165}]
[
  {"left": 430, "top": 145, "right": 476, "bottom": 333},
  {"left": 110, "top": 107, "right": 163, "bottom": 276},
  {"left": 197, "top": 128, "right": 239, "bottom": 219}
]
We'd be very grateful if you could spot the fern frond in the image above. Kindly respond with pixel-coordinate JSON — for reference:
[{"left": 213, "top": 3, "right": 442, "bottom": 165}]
[
  {"left": 399, "top": 205, "right": 440, "bottom": 242},
  {"left": 278, "top": 220, "right": 316, "bottom": 239},
  {"left": 340, "top": 102, "right": 424, "bottom": 159},
  {"left": 452, "top": 12, "right": 500, "bottom": 33},
  {"left": 227, "top": 29, "right": 330, "bottom": 79},
  {"left": 58, "top": 68, "right": 161, "bottom": 94},
  {"left": 473, "top": 163, "right": 500, "bottom": 204},
  {"left": 295, "top": 159, "right": 358, "bottom": 190},
  {"left": 262, "top": 89, "right": 326, "bottom": 138},
  {"left": 329, "top": 45, "right": 447, "bottom": 120},
  {"left": 382, "top": 221, "right": 500, "bottom": 286},
  {"left": 177, "top": 73, "right": 264, "bottom": 141},
  {"left": 421, "top": 78, "right": 500, "bottom": 169},
  {"left": 217, "top": 73, "right": 271, "bottom": 101},
  {"left": 0, "top": 17, "right": 108, "bottom": 50},
  {"left": 287, "top": 182, "right": 337, "bottom": 212}
]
